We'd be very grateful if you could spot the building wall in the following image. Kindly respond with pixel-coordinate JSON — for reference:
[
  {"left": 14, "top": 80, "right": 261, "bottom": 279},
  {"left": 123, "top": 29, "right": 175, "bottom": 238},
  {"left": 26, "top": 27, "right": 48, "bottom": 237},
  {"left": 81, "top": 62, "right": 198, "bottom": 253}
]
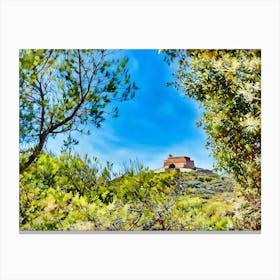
[
  {"left": 187, "top": 160, "right": 195, "bottom": 168},
  {"left": 164, "top": 155, "right": 195, "bottom": 169}
]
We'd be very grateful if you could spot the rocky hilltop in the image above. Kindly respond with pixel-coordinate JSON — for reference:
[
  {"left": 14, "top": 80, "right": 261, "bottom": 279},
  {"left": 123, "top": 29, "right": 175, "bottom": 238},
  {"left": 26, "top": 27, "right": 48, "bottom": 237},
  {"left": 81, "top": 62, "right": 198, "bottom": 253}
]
[{"left": 173, "top": 171, "right": 234, "bottom": 199}]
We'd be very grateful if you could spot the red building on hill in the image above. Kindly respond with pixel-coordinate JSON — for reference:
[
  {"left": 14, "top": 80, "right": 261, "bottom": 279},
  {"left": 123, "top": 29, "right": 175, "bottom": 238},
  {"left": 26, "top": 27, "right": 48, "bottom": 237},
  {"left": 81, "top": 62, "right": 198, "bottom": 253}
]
[{"left": 164, "top": 154, "right": 195, "bottom": 169}]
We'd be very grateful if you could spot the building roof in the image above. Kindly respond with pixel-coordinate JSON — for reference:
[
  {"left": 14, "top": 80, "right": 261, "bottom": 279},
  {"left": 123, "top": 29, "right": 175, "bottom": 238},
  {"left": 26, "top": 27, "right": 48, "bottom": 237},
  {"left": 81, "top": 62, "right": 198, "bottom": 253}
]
[{"left": 168, "top": 156, "right": 189, "bottom": 159}]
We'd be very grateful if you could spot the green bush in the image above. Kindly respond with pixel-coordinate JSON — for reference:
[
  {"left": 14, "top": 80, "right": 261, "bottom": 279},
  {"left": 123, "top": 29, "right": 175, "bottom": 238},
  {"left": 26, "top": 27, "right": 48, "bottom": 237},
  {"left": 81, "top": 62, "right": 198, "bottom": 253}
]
[{"left": 19, "top": 152, "right": 248, "bottom": 231}]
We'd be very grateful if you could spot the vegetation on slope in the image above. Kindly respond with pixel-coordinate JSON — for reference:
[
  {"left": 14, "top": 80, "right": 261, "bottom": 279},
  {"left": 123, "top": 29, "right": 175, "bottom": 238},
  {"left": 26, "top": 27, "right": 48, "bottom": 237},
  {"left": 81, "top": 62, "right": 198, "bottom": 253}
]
[{"left": 20, "top": 152, "right": 254, "bottom": 231}]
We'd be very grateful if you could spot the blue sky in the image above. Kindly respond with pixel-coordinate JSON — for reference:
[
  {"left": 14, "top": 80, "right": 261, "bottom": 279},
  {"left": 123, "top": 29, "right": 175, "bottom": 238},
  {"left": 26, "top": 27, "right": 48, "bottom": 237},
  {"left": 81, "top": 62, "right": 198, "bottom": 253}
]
[{"left": 48, "top": 50, "right": 215, "bottom": 170}]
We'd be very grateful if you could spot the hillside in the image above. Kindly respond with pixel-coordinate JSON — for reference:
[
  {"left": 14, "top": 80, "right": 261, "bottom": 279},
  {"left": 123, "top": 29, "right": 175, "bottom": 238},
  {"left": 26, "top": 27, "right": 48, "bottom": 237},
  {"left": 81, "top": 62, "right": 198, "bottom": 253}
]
[{"left": 20, "top": 153, "right": 239, "bottom": 231}]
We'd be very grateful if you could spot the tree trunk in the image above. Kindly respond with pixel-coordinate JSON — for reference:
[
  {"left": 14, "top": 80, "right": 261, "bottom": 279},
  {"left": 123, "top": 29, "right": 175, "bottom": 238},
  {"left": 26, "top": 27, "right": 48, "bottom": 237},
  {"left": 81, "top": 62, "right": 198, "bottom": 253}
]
[{"left": 19, "top": 132, "right": 48, "bottom": 174}]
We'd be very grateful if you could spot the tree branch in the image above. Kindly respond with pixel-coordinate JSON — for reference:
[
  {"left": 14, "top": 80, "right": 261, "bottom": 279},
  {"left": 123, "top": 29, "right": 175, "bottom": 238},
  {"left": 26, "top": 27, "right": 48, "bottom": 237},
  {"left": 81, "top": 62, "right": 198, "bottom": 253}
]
[{"left": 38, "top": 79, "right": 45, "bottom": 136}]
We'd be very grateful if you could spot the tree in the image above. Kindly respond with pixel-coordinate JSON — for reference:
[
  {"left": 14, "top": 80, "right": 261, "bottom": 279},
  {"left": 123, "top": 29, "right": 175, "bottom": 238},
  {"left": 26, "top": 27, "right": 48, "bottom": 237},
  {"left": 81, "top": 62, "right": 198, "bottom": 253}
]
[
  {"left": 19, "top": 49, "right": 138, "bottom": 174},
  {"left": 163, "top": 50, "right": 261, "bottom": 223}
]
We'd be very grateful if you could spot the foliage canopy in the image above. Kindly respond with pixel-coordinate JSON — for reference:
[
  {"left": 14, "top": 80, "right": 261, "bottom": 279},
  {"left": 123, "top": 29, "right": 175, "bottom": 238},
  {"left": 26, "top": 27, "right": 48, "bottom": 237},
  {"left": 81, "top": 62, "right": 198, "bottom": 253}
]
[{"left": 163, "top": 49, "right": 261, "bottom": 228}]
